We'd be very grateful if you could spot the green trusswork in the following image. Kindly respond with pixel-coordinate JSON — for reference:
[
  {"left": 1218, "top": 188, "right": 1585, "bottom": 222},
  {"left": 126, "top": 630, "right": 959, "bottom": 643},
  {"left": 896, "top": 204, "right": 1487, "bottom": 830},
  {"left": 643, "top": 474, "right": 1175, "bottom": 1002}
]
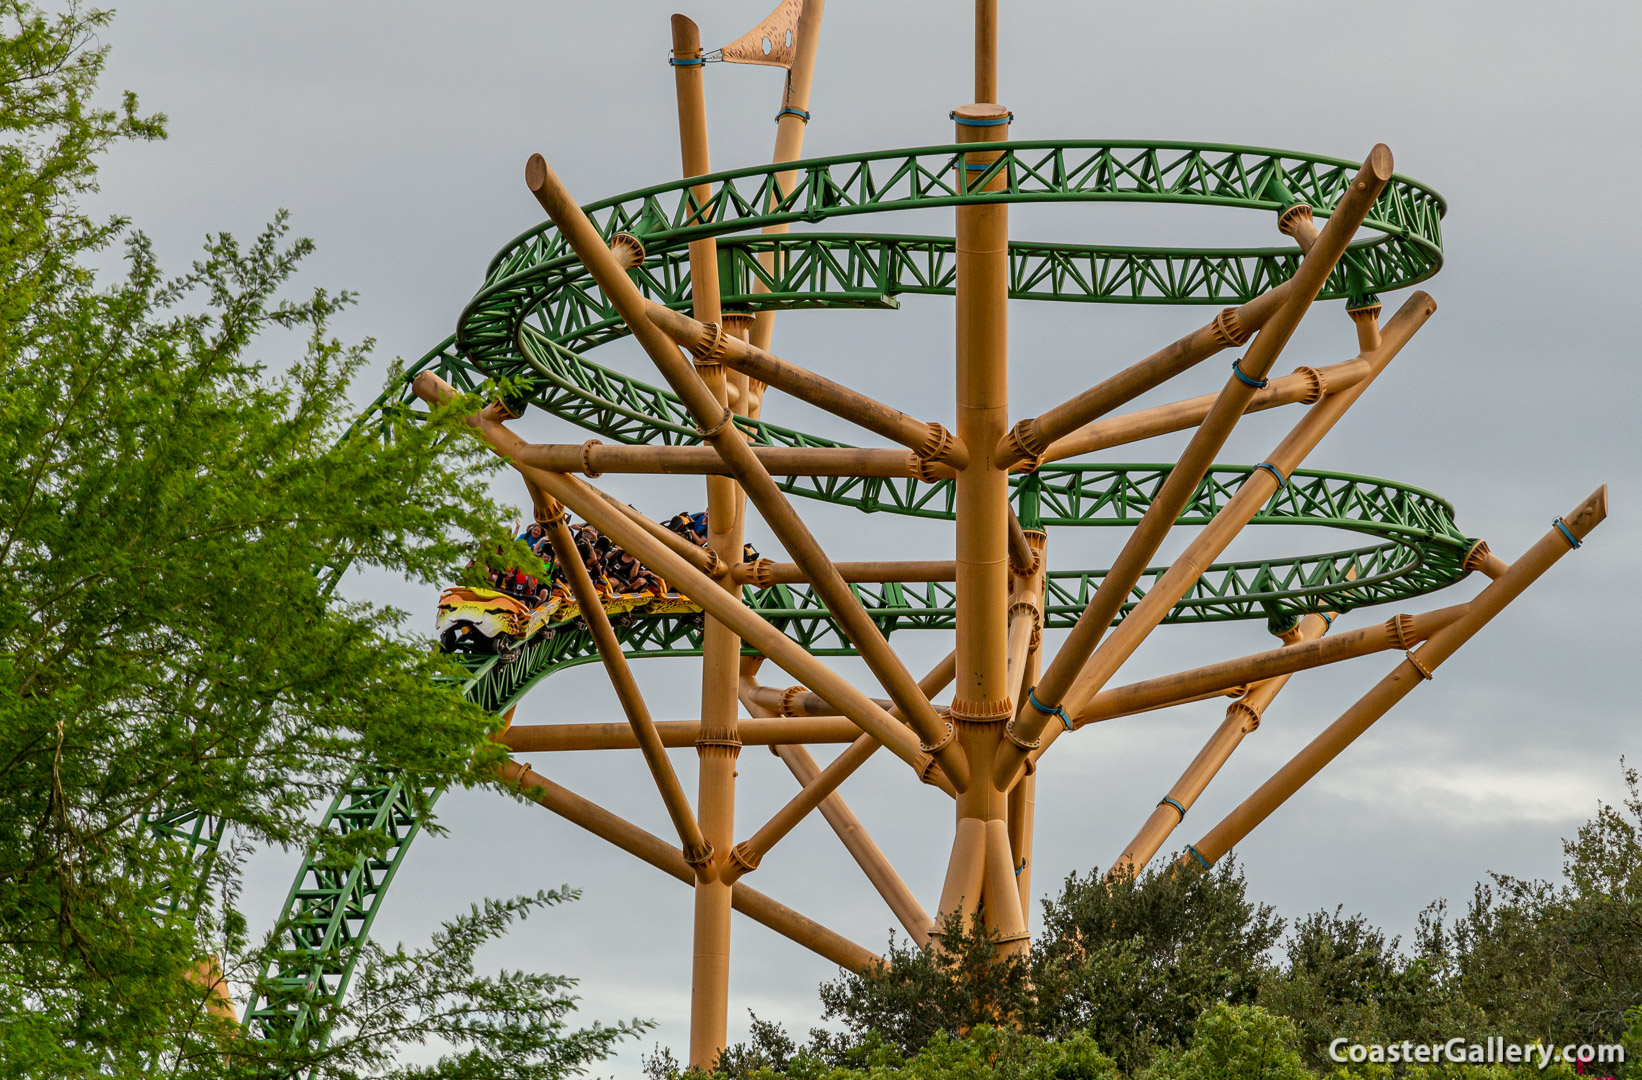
[{"left": 226, "top": 139, "right": 1458, "bottom": 1050}]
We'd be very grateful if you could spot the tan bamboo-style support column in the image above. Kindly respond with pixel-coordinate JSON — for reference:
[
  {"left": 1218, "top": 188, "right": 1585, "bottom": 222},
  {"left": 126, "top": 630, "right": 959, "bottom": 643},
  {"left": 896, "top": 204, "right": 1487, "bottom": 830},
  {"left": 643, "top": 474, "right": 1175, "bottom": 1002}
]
[
  {"left": 1280, "top": 203, "right": 1320, "bottom": 253},
  {"left": 1109, "top": 606, "right": 1340, "bottom": 878},
  {"left": 773, "top": 740, "right": 934, "bottom": 947},
  {"left": 1085, "top": 685, "right": 1253, "bottom": 722},
  {"left": 410, "top": 371, "right": 941, "bottom": 785},
  {"left": 517, "top": 440, "right": 931, "bottom": 478},
  {"left": 726, "top": 651, "right": 960, "bottom": 879},
  {"left": 648, "top": 304, "right": 967, "bottom": 468},
  {"left": 526, "top": 152, "right": 968, "bottom": 790},
  {"left": 993, "top": 146, "right": 1396, "bottom": 790},
  {"left": 749, "top": 0, "right": 826, "bottom": 354},
  {"left": 1465, "top": 538, "right": 1511, "bottom": 580},
  {"left": 744, "top": 682, "right": 897, "bottom": 718},
  {"left": 1007, "top": 507, "right": 1039, "bottom": 576},
  {"left": 952, "top": 102, "right": 1014, "bottom": 735},
  {"left": 670, "top": 23, "right": 740, "bottom": 1063},
  {"left": 1041, "top": 356, "right": 1372, "bottom": 463},
  {"left": 1048, "top": 292, "right": 1432, "bottom": 733},
  {"left": 1188, "top": 486, "right": 1607, "bottom": 865},
  {"left": 185, "top": 955, "right": 237, "bottom": 1026},
  {"left": 498, "top": 761, "right": 878, "bottom": 971},
  {"left": 541, "top": 511, "right": 711, "bottom": 864},
  {"left": 1072, "top": 603, "right": 1467, "bottom": 726},
  {"left": 726, "top": 736, "right": 878, "bottom": 882},
  {"left": 742, "top": 651, "right": 957, "bottom": 720},
  {"left": 942, "top": 101, "right": 1031, "bottom": 954},
  {"left": 975, "top": 0, "right": 998, "bottom": 101},
  {"left": 501, "top": 716, "right": 865, "bottom": 752},
  {"left": 735, "top": 559, "right": 958, "bottom": 585},
  {"left": 1006, "top": 531, "right": 1045, "bottom": 926},
  {"left": 934, "top": 816, "right": 988, "bottom": 927},
  {"left": 1004, "top": 530, "right": 1046, "bottom": 710}
]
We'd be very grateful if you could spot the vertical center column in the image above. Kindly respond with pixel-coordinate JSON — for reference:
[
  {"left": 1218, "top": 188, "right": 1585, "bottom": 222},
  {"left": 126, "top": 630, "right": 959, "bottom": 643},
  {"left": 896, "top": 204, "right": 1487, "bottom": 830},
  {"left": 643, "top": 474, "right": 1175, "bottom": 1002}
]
[
  {"left": 671, "top": 16, "right": 742, "bottom": 1070},
  {"left": 940, "top": 102, "right": 1028, "bottom": 951}
]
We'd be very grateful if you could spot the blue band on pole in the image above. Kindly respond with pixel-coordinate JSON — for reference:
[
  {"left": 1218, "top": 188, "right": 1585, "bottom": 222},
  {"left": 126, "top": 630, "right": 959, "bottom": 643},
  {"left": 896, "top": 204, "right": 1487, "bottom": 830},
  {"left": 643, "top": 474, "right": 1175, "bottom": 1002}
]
[
  {"left": 1231, "top": 358, "right": 1268, "bottom": 389},
  {"left": 1186, "top": 844, "right": 1211, "bottom": 869},
  {"left": 1014, "top": 859, "right": 1027, "bottom": 876},
  {"left": 1159, "top": 796, "right": 1187, "bottom": 819},
  {"left": 775, "top": 106, "right": 810, "bottom": 122},
  {"left": 1319, "top": 610, "right": 1336, "bottom": 628},
  {"left": 1253, "top": 461, "right": 1289, "bottom": 488},
  {"left": 963, "top": 161, "right": 1000, "bottom": 171},
  {"left": 949, "top": 110, "right": 1012, "bottom": 126},
  {"left": 668, "top": 56, "right": 704, "bottom": 66},
  {"left": 1553, "top": 518, "right": 1582, "bottom": 549},
  {"left": 1026, "top": 685, "right": 1073, "bottom": 731}
]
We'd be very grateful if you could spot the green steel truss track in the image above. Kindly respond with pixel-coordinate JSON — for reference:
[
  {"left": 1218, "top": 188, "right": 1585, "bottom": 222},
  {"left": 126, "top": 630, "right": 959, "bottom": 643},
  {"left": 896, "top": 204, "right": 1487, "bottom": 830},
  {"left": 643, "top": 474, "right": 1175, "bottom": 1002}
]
[
  {"left": 463, "top": 140, "right": 1443, "bottom": 376},
  {"left": 220, "top": 139, "right": 1463, "bottom": 1050}
]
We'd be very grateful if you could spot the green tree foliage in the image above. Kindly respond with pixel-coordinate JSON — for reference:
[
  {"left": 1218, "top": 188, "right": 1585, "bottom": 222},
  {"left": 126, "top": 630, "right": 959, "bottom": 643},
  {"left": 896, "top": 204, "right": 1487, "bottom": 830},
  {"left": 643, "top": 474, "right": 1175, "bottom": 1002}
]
[
  {"left": 649, "top": 1020, "right": 1120, "bottom": 1080},
  {"left": 817, "top": 911, "right": 1035, "bottom": 1054},
  {"left": 0, "top": 3, "right": 634, "bottom": 1074},
  {"left": 1255, "top": 908, "right": 1484, "bottom": 1069},
  {"left": 1439, "top": 763, "right": 1642, "bottom": 1047},
  {"left": 1138, "top": 1004, "right": 1311, "bottom": 1080},
  {"left": 1033, "top": 859, "right": 1284, "bottom": 1066},
  {"left": 223, "top": 891, "right": 650, "bottom": 1080},
  {"left": 817, "top": 859, "right": 1279, "bottom": 1072}
]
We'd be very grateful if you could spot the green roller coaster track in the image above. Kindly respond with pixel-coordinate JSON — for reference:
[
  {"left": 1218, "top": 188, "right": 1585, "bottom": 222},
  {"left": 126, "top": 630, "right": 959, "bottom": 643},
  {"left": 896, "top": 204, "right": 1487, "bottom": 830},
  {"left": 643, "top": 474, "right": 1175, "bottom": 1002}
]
[{"left": 137, "top": 139, "right": 1465, "bottom": 1052}]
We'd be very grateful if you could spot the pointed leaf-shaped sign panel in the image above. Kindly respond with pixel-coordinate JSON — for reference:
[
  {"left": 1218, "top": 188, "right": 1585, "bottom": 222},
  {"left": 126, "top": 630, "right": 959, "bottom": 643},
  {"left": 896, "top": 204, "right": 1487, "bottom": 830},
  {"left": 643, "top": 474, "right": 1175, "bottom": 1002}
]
[{"left": 716, "top": 0, "right": 802, "bottom": 68}]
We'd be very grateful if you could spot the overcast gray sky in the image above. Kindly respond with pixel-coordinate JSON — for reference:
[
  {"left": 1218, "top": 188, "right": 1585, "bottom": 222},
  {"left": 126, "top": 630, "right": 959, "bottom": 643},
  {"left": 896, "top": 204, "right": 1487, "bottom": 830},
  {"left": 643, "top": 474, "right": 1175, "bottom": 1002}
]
[{"left": 92, "top": 2, "right": 1638, "bottom": 1073}]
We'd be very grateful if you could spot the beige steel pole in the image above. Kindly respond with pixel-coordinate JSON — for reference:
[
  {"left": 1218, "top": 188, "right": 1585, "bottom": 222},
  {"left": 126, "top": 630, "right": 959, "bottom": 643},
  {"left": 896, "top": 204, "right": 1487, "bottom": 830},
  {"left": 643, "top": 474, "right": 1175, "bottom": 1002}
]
[
  {"left": 934, "top": 816, "right": 988, "bottom": 928},
  {"left": 1109, "top": 607, "right": 1339, "bottom": 877},
  {"left": 749, "top": 0, "right": 826, "bottom": 354},
  {"left": 541, "top": 512, "right": 711, "bottom": 864},
  {"left": 670, "top": 21, "right": 741, "bottom": 1064},
  {"left": 526, "top": 152, "right": 967, "bottom": 789},
  {"left": 993, "top": 146, "right": 1395, "bottom": 788},
  {"left": 186, "top": 955, "right": 236, "bottom": 1026},
  {"left": 744, "top": 682, "right": 898, "bottom": 718},
  {"left": 1007, "top": 530, "right": 1045, "bottom": 921},
  {"left": 501, "top": 716, "right": 864, "bottom": 752},
  {"left": 648, "top": 304, "right": 966, "bottom": 467},
  {"left": 735, "top": 559, "right": 958, "bottom": 585},
  {"left": 974, "top": 0, "right": 998, "bottom": 102},
  {"left": 498, "top": 761, "right": 878, "bottom": 971},
  {"left": 517, "top": 440, "right": 933, "bottom": 478},
  {"left": 1049, "top": 293, "right": 1432, "bottom": 732},
  {"left": 943, "top": 101, "right": 1030, "bottom": 953},
  {"left": 1072, "top": 605, "right": 1468, "bottom": 726},
  {"left": 997, "top": 301, "right": 1273, "bottom": 469},
  {"left": 1007, "top": 764, "right": 1036, "bottom": 922},
  {"left": 1041, "top": 357, "right": 1372, "bottom": 463},
  {"left": 727, "top": 652, "right": 959, "bottom": 878},
  {"left": 773, "top": 740, "right": 934, "bottom": 946},
  {"left": 1189, "top": 486, "right": 1607, "bottom": 865}
]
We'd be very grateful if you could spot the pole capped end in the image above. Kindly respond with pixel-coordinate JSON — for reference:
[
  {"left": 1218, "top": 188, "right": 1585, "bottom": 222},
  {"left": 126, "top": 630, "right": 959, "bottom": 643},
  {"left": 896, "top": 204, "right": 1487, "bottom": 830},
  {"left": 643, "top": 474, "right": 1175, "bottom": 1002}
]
[
  {"left": 1561, "top": 485, "right": 1609, "bottom": 543},
  {"left": 525, "top": 153, "right": 550, "bottom": 194},
  {"left": 1365, "top": 143, "right": 1395, "bottom": 183}
]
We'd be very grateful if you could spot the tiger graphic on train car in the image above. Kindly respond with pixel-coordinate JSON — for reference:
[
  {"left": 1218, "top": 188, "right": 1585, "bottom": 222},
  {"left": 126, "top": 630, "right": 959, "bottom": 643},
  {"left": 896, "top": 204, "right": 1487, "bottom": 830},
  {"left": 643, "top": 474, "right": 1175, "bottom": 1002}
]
[{"left": 436, "top": 586, "right": 559, "bottom": 655}]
